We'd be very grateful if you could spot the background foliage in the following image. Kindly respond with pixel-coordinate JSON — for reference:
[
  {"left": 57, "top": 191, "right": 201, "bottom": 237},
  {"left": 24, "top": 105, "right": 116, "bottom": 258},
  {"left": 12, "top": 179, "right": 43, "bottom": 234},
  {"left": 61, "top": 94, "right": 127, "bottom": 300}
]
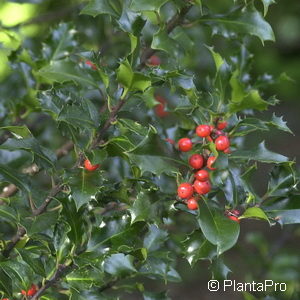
[{"left": 0, "top": 0, "right": 299, "bottom": 299}]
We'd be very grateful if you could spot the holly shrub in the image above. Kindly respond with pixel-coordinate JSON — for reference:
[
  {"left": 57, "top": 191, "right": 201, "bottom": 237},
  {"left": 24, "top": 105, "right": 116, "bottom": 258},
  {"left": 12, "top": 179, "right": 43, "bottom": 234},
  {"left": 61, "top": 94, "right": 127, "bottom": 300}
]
[{"left": 0, "top": 0, "right": 299, "bottom": 299}]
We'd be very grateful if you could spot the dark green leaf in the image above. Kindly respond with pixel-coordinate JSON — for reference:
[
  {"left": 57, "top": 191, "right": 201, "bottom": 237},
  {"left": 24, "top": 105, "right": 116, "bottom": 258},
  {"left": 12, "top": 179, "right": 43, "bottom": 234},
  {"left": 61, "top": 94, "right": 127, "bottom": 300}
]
[
  {"left": 0, "top": 267, "right": 12, "bottom": 297},
  {"left": 182, "top": 230, "right": 216, "bottom": 266},
  {"left": 80, "top": 0, "right": 120, "bottom": 17},
  {"left": 197, "top": 198, "right": 240, "bottom": 255},
  {"left": 38, "top": 60, "right": 98, "bottom": 87},
  {"left": 104, "top": 253, "right": 136, "bottom": 276},
  {"left": 129, "top": 192, "right": 153, "bottom": 223},
  {"left": 230, "top": 141, "right": 288, "bottom": 163},
  {"left": 0, "top": 164, "right": 30, "bottom": 193},
  {"left": 0, "top": 138, "right": 56, "bottom": 169},
  {"left": 143, "top": 224, "right": 168, "bottom": 252},
  {"left": 265, "top": 209, "right": 300, "bottom": 225},
  {"left": 266, "top": 113, "right": 293, "bottom": 134},
  {"left": 130, "top": 0, "right": 168, "bottom": 12},
  {"left": 17, "top": 249, "right": 46, "bottom": 277},
  {"left": 0, "top": 125, "right": 32, "bottom": 138}
]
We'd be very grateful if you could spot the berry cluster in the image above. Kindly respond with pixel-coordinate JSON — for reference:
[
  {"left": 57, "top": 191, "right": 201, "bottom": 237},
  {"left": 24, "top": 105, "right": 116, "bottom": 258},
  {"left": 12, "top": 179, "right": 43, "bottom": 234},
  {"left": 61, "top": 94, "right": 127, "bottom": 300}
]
[{"left": 176, "top": 120, "right": 232, "bottom": 212}]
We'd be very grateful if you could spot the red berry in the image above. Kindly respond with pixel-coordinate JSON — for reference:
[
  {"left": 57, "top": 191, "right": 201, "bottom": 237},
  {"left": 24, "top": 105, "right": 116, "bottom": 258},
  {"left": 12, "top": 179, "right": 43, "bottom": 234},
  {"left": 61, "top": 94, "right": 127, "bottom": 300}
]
[
  {"left": 3, "top": 298, "right": 9, "bottom": 300},
  {"left": 85, "top": 60, "right": 97, "bottom": 70},
  {"left": 223, "top": 147, "right": 231, "bottom": 154},
  {"left": 207, "top": 156, "right": 216, "bottom": 170},
  {"left": 27, "top": 284, "right": 37, "bottom": 296},
  {"left": 165, "top": 138, "right": 175, "bottom": 145},
  {"left": 84, "top": 159, "right": 100, "bottom": 171},
  {"left": 217, "top": 121, "right": 228, "bottom": 130},
  {"left": 189, "top": 154, "right": 204, "bottom": 169},
  {"left": 210, "top": 125, "right": 214, "bottom": 131},
  {"left": 187, "top": 198, "right": 198, "bottom": 210},
  {"left": 177, "top": 183, "right": 194, "bottom": 199},
  {"left": 21, "top": 290, "right": 27, "bottom": 295},
  {"left": 215, "top": 136, "right": 230, "bottom": 151},
  {"left": 196, "top": 125, "right": 212, "bottom": 137},
  {"left": 154, "top": 95, "right": 169, "bottom": 117},
  {"left": 195, "top": 169, "right": 209, "bottom": 182},
  {"left": 178, "top": 138, "right": 192, "bottom": 152},
  {"left": 148, "top": 55, "right": 161, "bottom": 66},
  {"left": 228, "top": 215, "right": 240, "bottom": 223},
  {"left": 193, "top": 180, "right": 211, "bottom": 195}
]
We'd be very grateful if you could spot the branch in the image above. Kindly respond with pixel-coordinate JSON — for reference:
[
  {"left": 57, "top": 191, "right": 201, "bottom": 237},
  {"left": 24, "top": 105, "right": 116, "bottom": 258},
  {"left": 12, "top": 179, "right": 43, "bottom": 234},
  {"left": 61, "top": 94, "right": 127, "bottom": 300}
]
[
  {"left": 0, "top": 141, "right": 74, "bottom": 203},
  {"left": 2, "top": 184, "right": 63, "bottom": 257},
  {"left": 31, "top": 263, "right": 76, "bottom": 300}
]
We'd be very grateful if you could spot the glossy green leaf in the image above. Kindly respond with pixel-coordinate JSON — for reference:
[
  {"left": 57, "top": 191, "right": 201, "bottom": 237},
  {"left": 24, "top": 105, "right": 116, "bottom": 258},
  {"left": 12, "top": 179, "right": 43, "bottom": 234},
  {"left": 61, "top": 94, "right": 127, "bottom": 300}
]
[
  {"left": 17, "top": 249, "right": 46, "bottom": 277},
  {"left": 127, "top": 154, "right": 179, "bottom": 176},
  {"left": 265, "top": 209, "right": 300, "bottom": 225},
  {"left": 0, "top": 138, "right": 56, "bottom": 169},
  {"left": 0, "top": 164, "right": 30, "bottom": 193},
  {"left": 266, "top": 113, "right": 293, "bottom": 134},
  {"left": 143, "top": 224, "right": 168, "bottom": 252},
  {"left": 38, "top": 60, "right": 98, "bottom": 87},
  {"left": 0, "top": 267, "right": 12, "bottom": 297},
  {"left": 81, "top": 0, "right": 120, "bottom": 17},
  {"left": 230, "top": 141, "right": 288, "bottom": 163},
  {"left": 130, "top": 0, "right": 168, "bottom": 12},
  {"left": 231, "top": 118, "right": 269, "bottom": 136},
  {"left": 151, "top": 29, "right": 181, "bottom": 56},
  {"left": 182, "top": 230, "right": 216, "bottom": 266},
  {"left": 104, "top": 253, "right": 136, "bottom": 276},
  {"left": 266, "top": 162, "right": 297, "bottom": 198},
  {"left": 129, "top": 192, "right": 153, "bottom": 223},
  {"left": 197, "top": 198, "right": 240, "bottom": 255},
  {"left": 240, "top": 207, "right": 269, "bottom": 222},
  {"left": 117, "top": 60, "right": 151, "bottom": 92},
  {"left": 229, "top": 89, "right": 269, "bottom": 113},
  {"left": 206, "top": 46, "right": 225, "bottom": 73},
  {"left": 261, "top": 0, "right": 276, "bottom": 17},
  {"left": 200, "top": 6, "right": 275, "bottom": 44},
  {"left": 0, "top": 125, "right": 32, "bottom": 138},
  {"left": 210, "top": 258, "right": 231, "bottom": 280}
]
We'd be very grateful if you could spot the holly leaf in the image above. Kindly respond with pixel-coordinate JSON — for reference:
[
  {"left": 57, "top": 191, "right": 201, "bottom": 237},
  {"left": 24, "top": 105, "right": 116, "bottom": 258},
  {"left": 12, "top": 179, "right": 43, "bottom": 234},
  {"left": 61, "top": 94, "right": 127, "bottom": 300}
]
[
  {"left": 265, "top": 209, "right": 300, "bottom": 225},
  {"left": 38, "top": 60, "right": 98, "bottom": 88},
  {"left": 197, "top": 198, "right": 240, "bottom": 255},
  {"left": 200, "top": 6, "right": 275, "bottom": 44},
  {"left": 230, "top": 141, "right": 288, "bottom": 163},
  {"left": 182, "top": 230, "right": 216, "bottom": 266},
  {"left": 0, "top": 164, "right": 30, "bottom": 193},
  {"left": 0, "top": 125, "right": 32, "bottom": 138},
  {"left": 266, "top": 113, "right": 293, "bottom": 134},
  {"left": 104, "top": 253, "right": 136, "bottom": 276},
  {"left": 80, "top": 0, "right": 120, "bottom": 17},
  {"left": 130, "top": 0, "right": 168, "bottom": 12},
  {"left": 0, "top": 138, "right": 56, "bottom": 169},
  {"left": 240, "top": 207, "right": 269, "bottom": 222}
]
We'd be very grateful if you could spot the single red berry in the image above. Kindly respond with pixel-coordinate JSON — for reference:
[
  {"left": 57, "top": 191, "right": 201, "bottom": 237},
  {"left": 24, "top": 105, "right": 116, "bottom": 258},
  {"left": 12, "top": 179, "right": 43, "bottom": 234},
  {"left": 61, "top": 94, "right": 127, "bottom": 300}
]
[
  {"left": 228, "top": 215, "right": 240, "bottom": 223},
  {"left": 84, "top": 159, "right": 100, "bottom": 171},
  {"left": 3, "top": 298, "right": 9, "bottom": 300},
  {"left": 223, "top": 147, "right": 231, "bottom": 154},
  {"left": 207, "top": 156, "right": 216, "bottom": 170},
  {"left": 154, "top": 95, "right": 169, "bottom": 117},
  {"left": 217, "top": 121, "right": 228, "bottom": 130},
  {"left": 187, "top": 198, "right": 198, "bottom": 210},
  {"left": 165, "top": 138, "right": 175, "bottom": 145},
  {"left": 27, "top": 284, "right": 38, "bottom": 296},
  {"left": 195, "top": 169, "right": 209, "bottom": 182},
  {"left": 178, "top": 138, "right": 193, "bottom": 152},
  {"left": 215, "top": 136, "right": 230, "bottom": 151},
  {"left": 177, "top": 183, "right": 194, "bottom": 199},
  {"left": 148, "top": 55, "right": 161, "bottom": 66},
  {"left": 189, "top": 154, "right": 204, "bottom": 169},
  {"left": 21, "top": 290, "right": 27, "bottom": 295},
  {"left": 196, "top": 125, "right": 212, "bottom": 138},
  {"left": 85, "top": 60, "right": 97, "bottom": 70},
  {"left": 193, "top": 180, "right": 211, "bottom": 195}
]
